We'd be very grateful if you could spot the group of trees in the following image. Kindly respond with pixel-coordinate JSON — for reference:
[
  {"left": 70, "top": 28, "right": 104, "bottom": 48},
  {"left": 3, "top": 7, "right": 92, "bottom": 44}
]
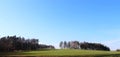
[
  {"left": 0, "top": 35, "right": 110, "bottom": 52},
  {"left": 80, "top": 42, "right": 110, "bottom": 51},
  {"left": 116, "top": 49, "right": 120, "bottom": 51},
  {"left": 59, "top": 41, "right": 110, "bottom": 51},
  {"left": 0, "top": 36, "right": 39, "bottom": 52},
  {"left": 60, "top": 41, "right": 80, "bottom": 49},
  {"left": 0, "top": 35, "right": 55, "bottom": 52},
  {"left": 39, "top": 44, "right": 55, "bottom": 49}
]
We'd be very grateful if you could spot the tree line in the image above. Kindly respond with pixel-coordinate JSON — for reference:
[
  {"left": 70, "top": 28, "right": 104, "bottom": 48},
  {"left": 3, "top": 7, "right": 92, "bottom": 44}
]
[
  {"left": 0, "top": 35, "right": 110, "bottom": 52},
  {"left": 0, "top": 35, "right": 54, "bottom": 52},
  {"left": 59, "top": 41, "right": 110, "bottom": 51}
]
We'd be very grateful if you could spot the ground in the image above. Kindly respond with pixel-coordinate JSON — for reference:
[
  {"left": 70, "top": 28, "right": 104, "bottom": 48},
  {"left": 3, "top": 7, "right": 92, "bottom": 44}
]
[{"left": 0, "top": 49, "right": 120, "bottom": 57}]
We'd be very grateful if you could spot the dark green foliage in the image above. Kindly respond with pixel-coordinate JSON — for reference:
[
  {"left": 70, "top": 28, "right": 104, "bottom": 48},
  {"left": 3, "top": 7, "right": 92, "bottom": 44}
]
[
  {"left": 64, "top": 41, "right": 67, "bottom": 48},
  {"left": 59, "top": 41, "right": 63, "bottom": 49},
  {"left": 39, "top": 44, "right": 55, "bottom": 49},
  {"left": 0, "top": 35, "right": 39, "bottom": 52},
  {"left": 59, "top": 41, "right": 110, "bottom": 51},
  {"left": 59, "top": 41, "right": 69, "bottom": 49},
  {"left": 80, "top": 42, "right": 110, "bottom": 51},
  {"left": 116, "top": 49, "right": 120, "bottom": 51}
]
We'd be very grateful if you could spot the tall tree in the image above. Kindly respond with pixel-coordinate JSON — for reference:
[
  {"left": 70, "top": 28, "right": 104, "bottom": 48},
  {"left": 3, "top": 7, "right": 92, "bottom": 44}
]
[
  {"left": 67, "top": 41, "right": 71, "bottom": 48},
  {"left": 64, "top": 41, "right": 67, "bottom": 48},
  {"left": 59, "top": 41, "right": 63, "bottom": 49}
]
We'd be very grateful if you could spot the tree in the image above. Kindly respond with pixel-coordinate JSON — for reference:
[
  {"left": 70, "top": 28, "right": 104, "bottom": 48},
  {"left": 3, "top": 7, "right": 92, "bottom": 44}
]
[
  {"left": 69, "top": 41, "right": 80, "bottom": 49},
  {"left": 59, "top": 41, "right": 63, "bottom": 49},
  {"left": 67, "top": 42, "right": 70, "bottom": 48},
  {"left": 64, "top": 41, "right": 67, "bottom": 48}
]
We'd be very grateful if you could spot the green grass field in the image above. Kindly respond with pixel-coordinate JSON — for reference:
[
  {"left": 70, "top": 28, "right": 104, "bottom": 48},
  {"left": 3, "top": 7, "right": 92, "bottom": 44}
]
[{"left": 0, "top": 49, "right": 120, "bottom": 57}]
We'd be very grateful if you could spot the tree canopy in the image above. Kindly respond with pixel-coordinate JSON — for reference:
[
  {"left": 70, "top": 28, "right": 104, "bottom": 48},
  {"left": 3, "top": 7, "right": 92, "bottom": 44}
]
[
  {"left": 0, "top": 35, "right": 54, "bottom": 52},
  {"left": 59, "top": 41, "right": 110, "bottom": 51}
]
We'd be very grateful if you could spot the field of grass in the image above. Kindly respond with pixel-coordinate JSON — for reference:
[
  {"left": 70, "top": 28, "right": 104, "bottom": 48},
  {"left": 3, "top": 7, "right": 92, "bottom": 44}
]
[{"left": 0, "top": 49, "right": 120, "bottom": 57}]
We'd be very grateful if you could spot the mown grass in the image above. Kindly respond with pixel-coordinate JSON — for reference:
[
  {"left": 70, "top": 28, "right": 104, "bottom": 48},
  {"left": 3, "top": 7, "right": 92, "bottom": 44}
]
[{"left": 0, "top": 49, "right": 120, "bottom": 57}]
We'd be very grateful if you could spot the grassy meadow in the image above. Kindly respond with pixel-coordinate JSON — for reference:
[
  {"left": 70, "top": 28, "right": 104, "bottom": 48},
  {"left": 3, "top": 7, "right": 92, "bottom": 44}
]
[{"left": 0, "top": 49, "right": 120, "bottom": 57}]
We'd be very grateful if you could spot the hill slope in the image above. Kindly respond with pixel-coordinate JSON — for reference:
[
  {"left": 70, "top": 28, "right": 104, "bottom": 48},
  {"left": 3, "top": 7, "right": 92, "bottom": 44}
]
[{"left": 0, "top": 49, "right": 120, "bottom": 57}]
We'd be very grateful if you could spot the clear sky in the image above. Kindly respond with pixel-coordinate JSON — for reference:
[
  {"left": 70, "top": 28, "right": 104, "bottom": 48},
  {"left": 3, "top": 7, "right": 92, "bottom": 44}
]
[{"left": 0, "top": 0, "right": 120, "bottom": 50}]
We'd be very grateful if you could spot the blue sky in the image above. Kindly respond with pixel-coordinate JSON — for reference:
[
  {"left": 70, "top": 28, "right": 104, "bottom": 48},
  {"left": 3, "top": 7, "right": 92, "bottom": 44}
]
[{"left": 0, "top": 0, "right": 120, "bottom": 50}]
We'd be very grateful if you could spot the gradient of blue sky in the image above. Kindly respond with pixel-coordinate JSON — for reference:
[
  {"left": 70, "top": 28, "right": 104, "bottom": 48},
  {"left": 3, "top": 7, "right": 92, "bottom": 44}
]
[{"left": 0, "top": 0, "right": 120, "bottom": 50}]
